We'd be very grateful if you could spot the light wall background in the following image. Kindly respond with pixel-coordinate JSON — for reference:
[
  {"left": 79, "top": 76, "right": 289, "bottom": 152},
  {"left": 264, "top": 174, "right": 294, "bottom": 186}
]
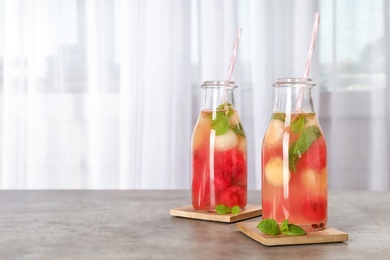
[{"left": 0, "top": 0, "right": 389, "bottom": 190}]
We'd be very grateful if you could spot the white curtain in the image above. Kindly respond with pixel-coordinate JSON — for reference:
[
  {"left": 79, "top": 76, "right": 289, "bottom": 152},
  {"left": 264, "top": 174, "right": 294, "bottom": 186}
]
[{"left": 0, "top": 0, "right": 388, "bottom": 190}]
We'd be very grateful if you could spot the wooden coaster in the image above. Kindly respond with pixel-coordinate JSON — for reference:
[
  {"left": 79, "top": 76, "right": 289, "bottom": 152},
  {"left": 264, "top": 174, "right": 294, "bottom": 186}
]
[
  {"left": 237, "top": 221, "right": 348, "bottom": 246},
  {"left": 170, "top": 205, "right": 262, "bottom": 223}
]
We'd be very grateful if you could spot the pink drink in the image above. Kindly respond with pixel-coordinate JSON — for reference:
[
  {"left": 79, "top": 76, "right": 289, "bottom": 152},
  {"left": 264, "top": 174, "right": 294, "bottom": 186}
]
[
  {"left": 192, "top": 105, "right": 247, "bottom": 211},
  {"left": 262, "top": 112, "right": 327, "bottom": 230}
]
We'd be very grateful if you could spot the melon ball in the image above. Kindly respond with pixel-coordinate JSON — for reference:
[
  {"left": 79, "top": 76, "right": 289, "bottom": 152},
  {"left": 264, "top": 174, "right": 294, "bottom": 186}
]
[
  {"left": 264, "top": 157, "right": 290, "bottom": 187},
  {"left": 192, "top": 115, "right": 211, "bottom": 151},
  {"left": 214, "top": 129, "right": 238, "bottom": 151},
  {"left": 264, "top": 120, "right": 285, "bottom": 148},
  {"left": 301, "top": 167, "right": 327, "bottom": 190},
  {"left": 229, "top": 111, "right": 240, "bottom": 127}
]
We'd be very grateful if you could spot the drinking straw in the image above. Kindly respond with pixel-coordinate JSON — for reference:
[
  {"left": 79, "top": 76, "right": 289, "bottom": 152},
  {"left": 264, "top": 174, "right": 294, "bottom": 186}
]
[
  {"left": 303, "top": 13, "right": 320, "bottom": 78},
  {"left": 296, "top": 12, "right": 320, "bottom": 111},
  {"left": 221, "top": 28, "right": 242, "bottom": 104},
  {"left": 226, "top": 28, "right": 242, "bottom": 81}
]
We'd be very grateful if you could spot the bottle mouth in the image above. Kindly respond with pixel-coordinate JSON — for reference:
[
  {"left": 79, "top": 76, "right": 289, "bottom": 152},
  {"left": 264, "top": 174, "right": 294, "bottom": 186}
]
[
  {"left": 201, "top": 81, "right": 237, "bottom": 89},
  {"left": 273, "top": 78, "right": 316, "bottom": 87}
]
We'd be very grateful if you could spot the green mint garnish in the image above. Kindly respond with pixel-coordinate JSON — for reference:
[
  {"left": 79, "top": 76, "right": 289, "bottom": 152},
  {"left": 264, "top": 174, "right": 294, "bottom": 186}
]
[
  {"left": 281, "top": 223, "right": 306, "bottom": 236},
  {"left": 289, "top": 125, "right": 322, "bottom": 172},
  {"left": 211, "top": 112, "right": 229, "bottom": 135},
  {"left": 215, "top": 204, "right": 231, "bottom": 214},
  {"left": 231, "top": 206, "right": 241, "bottom": 214},
  {"left": 257, "top": 219, "right": 306, "bottom": 236},
  {"left": 291, "top": 114, "right": 306, "bottom": 133},
  {"left": 211, "top": 102, "right": 245, "bottom": 138},
  {"left": 289, "top": 141, "right": 299, "bottom": 173},
  {"left": 233, "top": 122, "right": 246, "bottom": 138},
  {"left": 280, "top": 219, "right": 289, "bottom": 232},
  {"left": 272, "top": 113, "right": 285, "bottom": 122},
  {"left": 257, "top": 219, "right": 280, "bottom": 235},
  {"left": 211, "top": 103, "right": 233, "bottom": 136},
  {"left": 215, "top": 204, "right": 241, "bottom": 215}
]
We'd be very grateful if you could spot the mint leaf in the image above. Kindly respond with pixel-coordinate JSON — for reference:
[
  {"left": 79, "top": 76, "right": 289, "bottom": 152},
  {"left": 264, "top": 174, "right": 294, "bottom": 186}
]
[
  {"left": 215, "top": 204, "right": 231, "bottom": 214},
  {"left": 211, "top": 102, "right": 235, "bottom": 136},
  {"left": 281, "top": 224, "right": 306, "bottom": 236},
  {"left": 233, "top": 122, "right": 246, "bottom": 138},
  {"left": 257, "top": 219, "right": 306, "bottom": 236},
  {"left": 289, "top": 125, "right": 322, "bottom": 172},
  {"left": 231, "top": 206, "right": 240, "bottom": 215},
  {"left": 289, "top": 141, "right": 298, "bottom": 173},
  {"left": 257, "top": 219, "right": 280, "bottom": 235},
  {"left": 294, "top": 125, "right": 322, "bottom": 155},
  {"left": 211, "top": 112, "right": 229, "bottom": 135},
  {"left": 280, "top": 219, "right": 289, "bottom": 232},
  {"left": 215, "top": 204, "right": 241, "bottom": 215},
  {"left": 291, "top": 114, "right": 306, "bottom": 133},
  {"left": 272, "top": 113, "right": 285, "bottom": 122},
  {"left": 216, "top": 102, "right": 234, "bottom": 115}
]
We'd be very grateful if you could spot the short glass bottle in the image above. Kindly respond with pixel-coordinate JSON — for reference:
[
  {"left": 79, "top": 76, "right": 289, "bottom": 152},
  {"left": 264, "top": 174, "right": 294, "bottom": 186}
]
[
  {"left": 192, "top": 81, "right": 247, "bottom": 211},
  {"left": 262, "top": 78, "right": 328, "bottom": 231}
]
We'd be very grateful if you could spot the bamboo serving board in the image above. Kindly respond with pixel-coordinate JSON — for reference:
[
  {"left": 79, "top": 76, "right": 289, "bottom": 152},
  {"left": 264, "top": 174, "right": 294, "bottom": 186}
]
[
  {"left": 237, "top": 221, "right": 348, "bottom": 246},
  {"left": 170, "top": 205, "right": 262, "bottom": 223}
]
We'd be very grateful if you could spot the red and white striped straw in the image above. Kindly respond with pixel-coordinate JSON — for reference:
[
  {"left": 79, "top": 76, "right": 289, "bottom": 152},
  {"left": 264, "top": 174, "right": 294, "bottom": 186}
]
[
  {"left": 226, "top": 28, "right": 242, "bottom": 81},
  {"left": 296, "top": 13, "right": 320, "bottom": 111},
  {"left": 302, "top": 12, "right": 320, "bottom": 78}
]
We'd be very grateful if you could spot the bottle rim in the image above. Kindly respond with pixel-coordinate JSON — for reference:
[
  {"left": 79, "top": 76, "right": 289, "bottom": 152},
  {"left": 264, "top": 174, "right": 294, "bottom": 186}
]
[
  {"left": 201, "top": 81, "right": 237, "bottom": 89},
  {"left": 273, "top": 78, "right": 316, "bottom": 87}
]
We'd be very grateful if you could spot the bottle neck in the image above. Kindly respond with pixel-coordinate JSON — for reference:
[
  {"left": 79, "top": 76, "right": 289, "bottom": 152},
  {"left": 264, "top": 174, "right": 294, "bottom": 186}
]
[
  {"left": 202, "top": 87, "right": 235, "bottom": 110},
  {"left": 273, "top": 86, "right": 315, "bottom": 113},
  {"left": 272, "top": 78, "right": 316, "bottom": 113},
  {"left": 201, "top": 81, "right": 237, "bottom": 110}
]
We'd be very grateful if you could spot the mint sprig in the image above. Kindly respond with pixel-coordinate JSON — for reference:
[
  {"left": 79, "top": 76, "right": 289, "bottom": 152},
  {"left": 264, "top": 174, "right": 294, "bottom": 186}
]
[
  {"left": 211, "top": 102, "right": 246, "bottom": 138},
  {"left": 291, "top": 114, "right": 306, "bottom": 133},
  {"left": 231, "top": 205, "right": 241, "bottom": 214},
  {"left": 211, "top": 112, "right": 229, "bottom": 135},
  {"left": 257, "top": 218, "right": 306, "bottom": 236},
  {"left": 215, "top": 204, "right": 241, "bottom": 215},
  {"left": 281, "top": 223, "right": 306, "bottom": 236},
  {"left": 211, "top": 103, "right": 233, "bottom": 136},
  {"left": 257, "top": 219, "right": 280, "bottom": 235},
  {"left": 289, "top": 125, "right": 322, "bottom": 172},
  {"left": 280, "top": 219, "right": 289, "bottom": 232}
]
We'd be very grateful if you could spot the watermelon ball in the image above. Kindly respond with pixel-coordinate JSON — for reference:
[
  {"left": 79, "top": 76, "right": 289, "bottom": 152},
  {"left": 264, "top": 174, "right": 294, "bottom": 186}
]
[
  {"left": 296, "top": 136, "right": 327, "bottom": 172},
  {"left": 221, "top": 186, "right": 245, "bottom": 208},
  {"left": 214, "top": 148, "right": 245, "bottom": 179},
  {"left": 232, "top": 163, "right": 247, "bottom": 186},
  {"left": 302, "top": 195, "right": 327, "bottom": 222},
  {"left": 213, "top": 172, "right": 232, "bottom": 192}
]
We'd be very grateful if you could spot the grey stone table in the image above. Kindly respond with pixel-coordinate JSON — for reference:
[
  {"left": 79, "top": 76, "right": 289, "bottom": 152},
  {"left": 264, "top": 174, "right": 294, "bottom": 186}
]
[{"left": 0, "top": 190, "right": 389, "bottom": 259}]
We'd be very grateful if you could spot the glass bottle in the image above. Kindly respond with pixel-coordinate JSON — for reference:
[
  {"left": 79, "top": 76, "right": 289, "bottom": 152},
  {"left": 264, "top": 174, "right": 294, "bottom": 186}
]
[
  {"left": 262, "top": 78, "right": 327, "bottom": 231},
  {"left": 192, "top": 81, "right": 247, "bottom": 211}
]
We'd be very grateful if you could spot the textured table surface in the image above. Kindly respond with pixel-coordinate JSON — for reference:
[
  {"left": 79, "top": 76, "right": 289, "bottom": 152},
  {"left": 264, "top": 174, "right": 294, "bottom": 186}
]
[{"left": 1, "top": 190, "right": 389, "bottom": 259}]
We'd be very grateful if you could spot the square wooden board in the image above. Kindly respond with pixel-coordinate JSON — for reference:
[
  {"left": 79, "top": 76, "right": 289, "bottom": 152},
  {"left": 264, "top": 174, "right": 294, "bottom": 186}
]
[
  {"left": 170, "top": 205, "right": 262, "bottom": 223},
  {"left": 237, "top": 221, "right": 348, "bottom": 246}
]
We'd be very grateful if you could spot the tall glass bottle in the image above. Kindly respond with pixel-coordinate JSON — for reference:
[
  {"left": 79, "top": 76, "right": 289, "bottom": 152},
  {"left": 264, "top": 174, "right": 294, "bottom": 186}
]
[
  {"left": 262, "top": 78, "right": 327, "bottom": 231},
  {"left": 192, "top": 81, "right": 247, "bottom": 211}
]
